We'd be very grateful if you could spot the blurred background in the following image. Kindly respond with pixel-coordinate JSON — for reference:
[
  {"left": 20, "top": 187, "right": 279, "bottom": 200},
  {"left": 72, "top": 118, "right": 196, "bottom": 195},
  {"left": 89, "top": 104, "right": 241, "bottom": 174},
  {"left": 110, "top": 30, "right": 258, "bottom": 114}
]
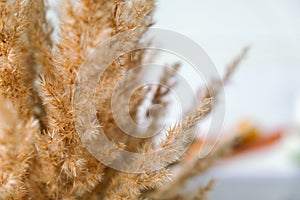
[{"left": 153, "top": 0, "right": 300, "bottom": 199}]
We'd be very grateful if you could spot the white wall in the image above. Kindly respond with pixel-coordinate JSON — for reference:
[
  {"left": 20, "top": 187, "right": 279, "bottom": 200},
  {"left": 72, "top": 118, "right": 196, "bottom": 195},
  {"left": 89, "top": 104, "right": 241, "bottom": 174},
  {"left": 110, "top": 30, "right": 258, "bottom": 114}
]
[{"left": 154, "top": 0, "right": 300, "bottom": 129}]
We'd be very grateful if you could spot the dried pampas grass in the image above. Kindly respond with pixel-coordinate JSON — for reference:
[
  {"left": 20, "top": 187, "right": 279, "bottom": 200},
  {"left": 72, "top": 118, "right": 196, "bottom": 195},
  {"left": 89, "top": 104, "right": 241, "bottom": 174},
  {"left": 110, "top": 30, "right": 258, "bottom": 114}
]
[{"left": 0, "top": 0, "right": 248, "bottom": 199}]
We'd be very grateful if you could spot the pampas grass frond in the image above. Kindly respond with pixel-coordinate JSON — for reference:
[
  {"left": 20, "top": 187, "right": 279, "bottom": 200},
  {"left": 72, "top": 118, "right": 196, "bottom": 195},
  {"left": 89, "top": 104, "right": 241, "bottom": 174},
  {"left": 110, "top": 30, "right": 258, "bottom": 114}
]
[{"left": 0, "top": 0, "right": 248, "bottom": 199}]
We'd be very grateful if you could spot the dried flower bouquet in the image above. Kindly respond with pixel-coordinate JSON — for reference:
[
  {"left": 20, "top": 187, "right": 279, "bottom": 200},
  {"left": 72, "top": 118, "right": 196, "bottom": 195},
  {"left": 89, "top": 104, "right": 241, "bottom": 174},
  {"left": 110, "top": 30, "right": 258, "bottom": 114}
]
[{"left": 0, "top": 0, "right": 248, "bottom": 199}]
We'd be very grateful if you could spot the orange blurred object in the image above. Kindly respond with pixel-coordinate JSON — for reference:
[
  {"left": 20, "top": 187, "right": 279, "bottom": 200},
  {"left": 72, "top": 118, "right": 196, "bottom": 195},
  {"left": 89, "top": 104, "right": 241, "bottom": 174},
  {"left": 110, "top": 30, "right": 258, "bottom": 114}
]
[{"left": 184, "top": 121, "right": 284, "bottom": 160}]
